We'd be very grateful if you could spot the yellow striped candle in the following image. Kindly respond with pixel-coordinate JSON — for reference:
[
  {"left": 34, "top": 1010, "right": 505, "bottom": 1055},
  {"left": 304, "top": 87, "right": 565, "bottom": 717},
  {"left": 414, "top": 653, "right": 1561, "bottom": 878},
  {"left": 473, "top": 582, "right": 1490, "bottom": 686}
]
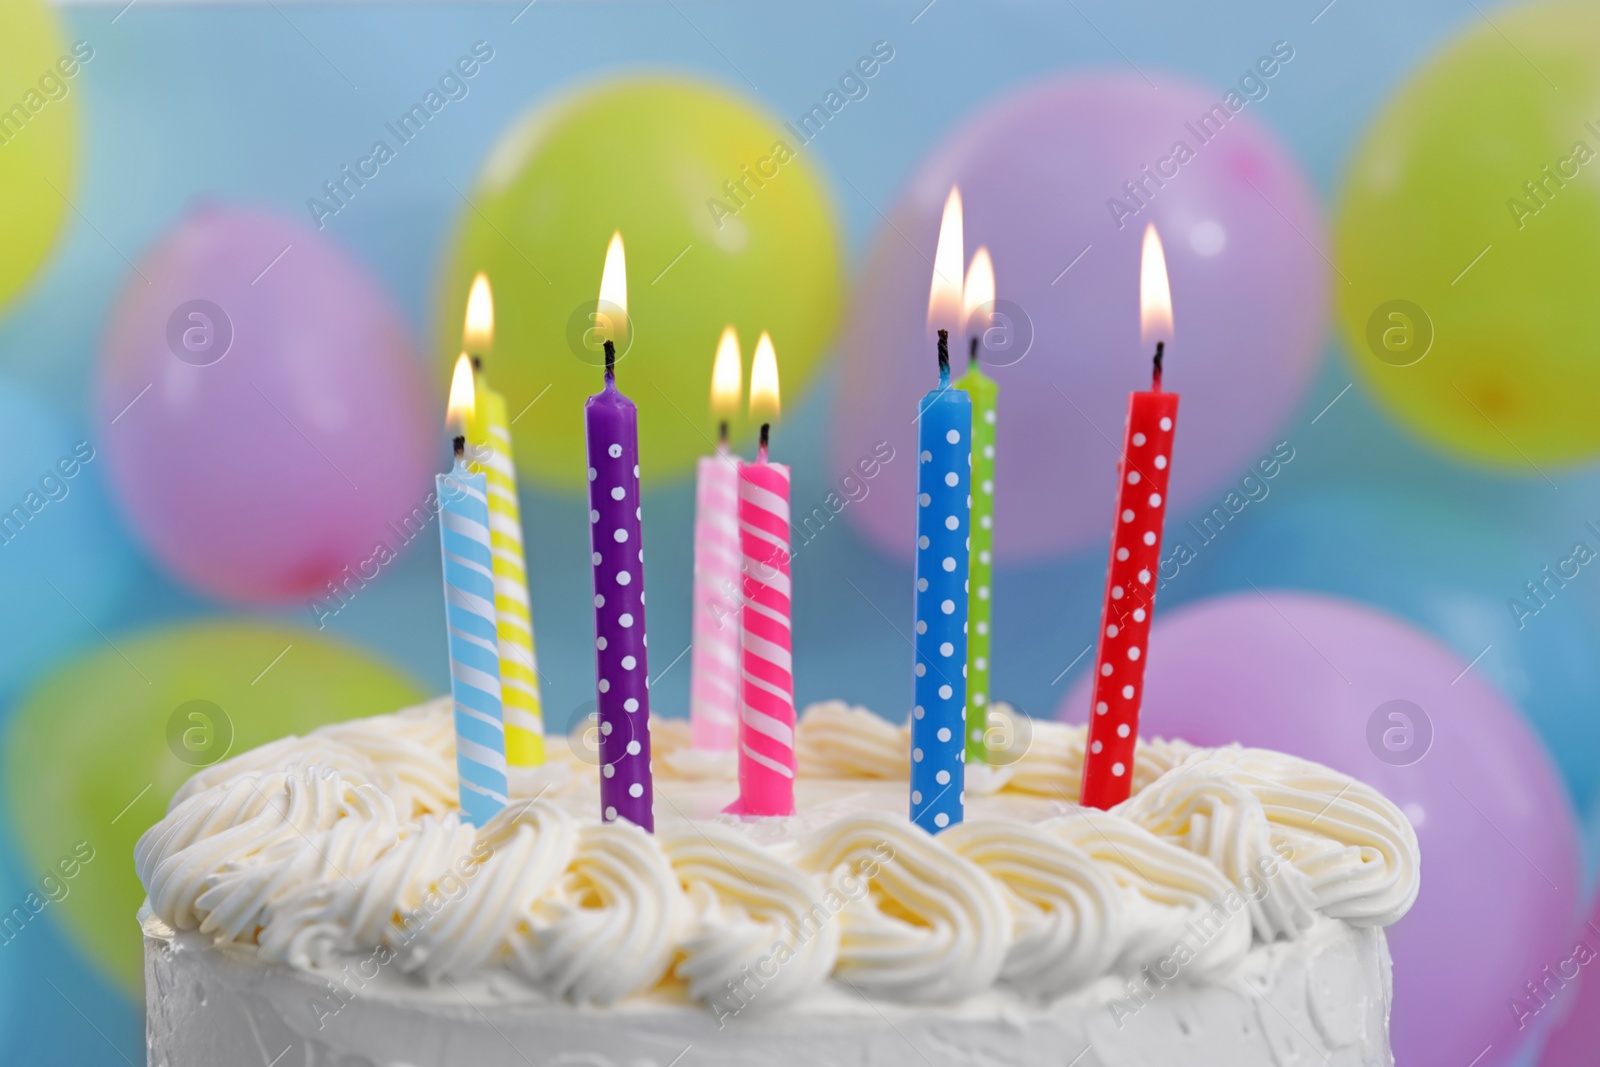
[{"left": 462, "top": 273, "right": 545, "bottom": 767}]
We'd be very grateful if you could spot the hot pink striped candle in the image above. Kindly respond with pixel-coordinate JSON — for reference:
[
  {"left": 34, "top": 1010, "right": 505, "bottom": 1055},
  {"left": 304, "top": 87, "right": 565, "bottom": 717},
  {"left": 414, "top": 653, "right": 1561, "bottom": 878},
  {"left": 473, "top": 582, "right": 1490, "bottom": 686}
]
[{"left": 728, "top": 333, "right": 795, "bottom": 817}]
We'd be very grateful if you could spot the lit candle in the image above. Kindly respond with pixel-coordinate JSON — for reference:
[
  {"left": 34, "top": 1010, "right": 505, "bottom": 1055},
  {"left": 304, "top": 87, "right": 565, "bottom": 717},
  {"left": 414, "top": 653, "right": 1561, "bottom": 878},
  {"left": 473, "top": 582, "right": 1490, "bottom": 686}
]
[
  {"left": 1080, "top": 223, "right": 1179, "bottom": 810},
  {"left": 910, "top": 188, "right": 972, "bottom": 834},
  {"left": 689, "top": 326, "right": 744, "bottom": 751},
  {"left": 438, "top": 354, "right": 509, "bottom": 825},
  {"left": 729, "top": 333, "right": 795, "bottom": 816},
  {"left": 956, "top": 247, "right": 997, "bottom": 764},
  {"left": 585, "top": 232, "right": 653, "bottom": 830},
  {"left": 462, "top": 273, "right": 546, "bottom": 770}
]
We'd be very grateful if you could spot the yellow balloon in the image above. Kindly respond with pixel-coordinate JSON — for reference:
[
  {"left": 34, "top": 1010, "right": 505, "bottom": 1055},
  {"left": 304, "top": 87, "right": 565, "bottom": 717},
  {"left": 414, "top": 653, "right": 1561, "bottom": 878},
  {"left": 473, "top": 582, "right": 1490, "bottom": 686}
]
[
  {"left": 1336, "top": 1, "right": 1600, "bottom": 468},
  {"left": 438, "top": 76, "right": 842, "bottom": 488},
  {"left": 0, "top": 0, "right": 77, "bottom": 311},
  {"left": 3, "top": 622, "right": 422, "bottom": 994}
]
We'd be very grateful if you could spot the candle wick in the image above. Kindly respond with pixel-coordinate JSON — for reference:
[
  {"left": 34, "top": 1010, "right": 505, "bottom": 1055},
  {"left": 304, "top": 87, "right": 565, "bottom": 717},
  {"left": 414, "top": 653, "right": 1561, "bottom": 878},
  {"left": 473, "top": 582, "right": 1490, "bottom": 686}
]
[
  {"left": 937, "top": 329, "right": 950, "bottom": 383},
  {"left": 718, "top": 420, "right": 730, "bottom": 446},
  {"left": 471, "top": 355, "right": 483, "bottom": 372},
  {"left": 604, "top": 340, "right": 616, "bottom": 382},
  {"left": 969, "top": 335, "right": 979, "bottom": 366},
  {"left": 453, "top": 434, "right": 466, "bottom": 459},
  {"left": 1152, "top": 341, "right": 1165, "bottom": 391},
  {"left": 758, "top": 422, "right": 770, "bottom": 461}
]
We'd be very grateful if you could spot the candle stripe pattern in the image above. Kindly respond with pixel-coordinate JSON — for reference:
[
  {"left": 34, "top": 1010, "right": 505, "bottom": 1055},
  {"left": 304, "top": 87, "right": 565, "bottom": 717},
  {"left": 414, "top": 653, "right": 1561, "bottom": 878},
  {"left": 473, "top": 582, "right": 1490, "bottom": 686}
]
[
  {"left": 471, "top": 392, "right": 545, "bottom": 767},
  {"left": 587, "top": 391, "right": 653, "bottom": 831},
  {"left": 734, "top": 461, "right": 796, "bottom": 815},
  {"left": 956, "top": 365, "right": 997, "bottom": 762},
  {"left": 911, "top": 383, "right": 972, "bottom": 834},
  {"left": 690, "top": 449, "right": 742, "bottom": 751},
  {"left": 1081, "top": 393, "right": 1179, "bottom": 809},
  {"left": 436, "top": 465, "right": 509, "bottom": 826}
]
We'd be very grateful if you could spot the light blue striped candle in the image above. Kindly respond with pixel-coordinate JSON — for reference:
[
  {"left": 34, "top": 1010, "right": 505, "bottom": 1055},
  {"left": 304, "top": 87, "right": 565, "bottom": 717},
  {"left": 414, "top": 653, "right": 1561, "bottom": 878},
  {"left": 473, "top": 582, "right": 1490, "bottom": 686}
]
[
  {"left": 437, "top": 458, "right": 509, "bottom": 825},
  {"left": 910, "top": 338, "right": 972, "bottom": 834}
]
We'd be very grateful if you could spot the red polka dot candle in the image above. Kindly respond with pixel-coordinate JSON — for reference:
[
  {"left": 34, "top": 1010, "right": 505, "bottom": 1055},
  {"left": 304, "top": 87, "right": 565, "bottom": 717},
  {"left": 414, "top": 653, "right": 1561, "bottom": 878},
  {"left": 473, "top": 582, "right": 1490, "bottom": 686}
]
[
  {"left": 1081, "top": 224, "right": 1179, "bottom": 810},
  {"left": 585, "top": 232, "right": 653, "bottom": 831}
]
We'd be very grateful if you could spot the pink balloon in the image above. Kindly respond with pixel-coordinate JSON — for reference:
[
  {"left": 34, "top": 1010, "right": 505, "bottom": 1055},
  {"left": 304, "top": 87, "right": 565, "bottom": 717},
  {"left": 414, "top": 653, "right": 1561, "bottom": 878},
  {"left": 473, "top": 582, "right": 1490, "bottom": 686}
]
[
  {"left": 834, "top": 73, "right": 1325, "bottom": 561},
  {"left": 1537, "top": 890, "right": 1600, "bottom": 1065},
  {"left": 98, "top": 205, "right": 434, "bottom": 603},
  {"left": 1060, "top": 592, "right": 1580, "bottom": 1067}
]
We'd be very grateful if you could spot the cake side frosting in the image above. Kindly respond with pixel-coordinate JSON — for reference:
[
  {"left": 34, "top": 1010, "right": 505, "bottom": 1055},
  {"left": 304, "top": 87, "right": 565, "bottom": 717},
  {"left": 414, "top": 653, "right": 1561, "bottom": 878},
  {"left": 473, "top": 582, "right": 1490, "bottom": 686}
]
[{"left": 135, "top": 698, "right": 1420, "bottom": 1018}]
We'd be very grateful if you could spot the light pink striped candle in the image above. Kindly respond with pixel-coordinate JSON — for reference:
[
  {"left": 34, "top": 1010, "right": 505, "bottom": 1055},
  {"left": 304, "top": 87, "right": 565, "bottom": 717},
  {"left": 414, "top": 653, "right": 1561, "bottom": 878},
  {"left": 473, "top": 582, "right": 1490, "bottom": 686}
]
[
  {"left": 689, "top": 444, "right": 742, "bottom": 750},
  {"left": 729, "top": 445, "right": 795, "bottom": 816}
]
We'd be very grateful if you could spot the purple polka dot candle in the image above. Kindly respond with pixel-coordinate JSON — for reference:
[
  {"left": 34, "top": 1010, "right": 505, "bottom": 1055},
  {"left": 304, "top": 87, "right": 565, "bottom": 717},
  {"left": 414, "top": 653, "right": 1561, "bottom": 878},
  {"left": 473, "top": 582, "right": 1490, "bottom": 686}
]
[{"left": 586, "top": 233, "right": 653, "bottom": 831}]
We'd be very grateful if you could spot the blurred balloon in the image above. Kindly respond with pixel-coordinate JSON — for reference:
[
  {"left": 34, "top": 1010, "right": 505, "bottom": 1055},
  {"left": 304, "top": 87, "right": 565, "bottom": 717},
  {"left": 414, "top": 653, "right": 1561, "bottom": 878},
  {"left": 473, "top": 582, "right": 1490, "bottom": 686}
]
[
  {"left": 1062, "top": 592, "right": 1580, "bottom": 1067},
  {"left": 1336, "top": 2, "right": 1600, "bottom": 468},
  {"left": 835, "top": 72, "right": 1325, "bottom": 561},
  {"left": 1537, "top": 889, "right": 1600, "bottom": 1066},
  {"left": 438, "top": 75, "right": 841, "bottom": 489},
  {"left": 0, "top": 383, "right": 135, "bottom": 695},
  {"left": 97, "top": 204, "right": 435, "bottom": 603},
  {"left": 1172, "top": 486, "right": 1600, "bottom": 811},
  {"left": 2, "top": 621, "right": 422, "bottom": 993},
  {"left": 0, "top": 0, "right": 77, "bottom": 312}
]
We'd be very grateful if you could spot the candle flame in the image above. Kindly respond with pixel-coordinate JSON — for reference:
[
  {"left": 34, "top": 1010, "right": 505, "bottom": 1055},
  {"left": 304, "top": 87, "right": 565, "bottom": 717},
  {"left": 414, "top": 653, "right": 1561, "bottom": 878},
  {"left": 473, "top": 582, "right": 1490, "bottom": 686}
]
[
  {"left": 463, "top": 272, "right": 493, "bottom": 353},
  {"left": 1139, "top": 223, "right": 1173, "bottom": 346},
  {"left": 749, "top": 331, "right": 780, "bottom": 421},
  {"left": 711, "top": 325, "right": 742, "bottom": 416},
  {"left": 596, "top": 231, "right": 628, "bottom": 345},
  {"left": 962, "top": 246, "right": 995, "bottom": 337},
  {"left": 927, "top": 186, "right": 964, "bottom": 334},
  {"left": 446, "top": 352, "right": 476, "bottom": 432}
]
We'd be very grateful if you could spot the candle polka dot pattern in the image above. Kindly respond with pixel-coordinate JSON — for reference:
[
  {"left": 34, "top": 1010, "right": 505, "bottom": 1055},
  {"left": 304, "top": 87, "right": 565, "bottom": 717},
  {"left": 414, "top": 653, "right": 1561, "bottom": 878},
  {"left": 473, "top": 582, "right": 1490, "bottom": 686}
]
[
  {"left": 436, "top": 463, "right": 509, "bottom": 826},
  {"left": 468, "top": 385, "right": 545, "bottom": 767},
  {"left": 956, "top": 361, "right": 997, "bottom": 762},
  {"left": 1081, "top": 390, "right": 1179, "bottom": 809},
  {"left": 587, "top": 377, "right": 653, "bottom": 831},
  {"left": 911, "top": 375, "right": 971, "bottom": 833},
  {"left": 732, "top": 457, "right": 796, "bottom": 815},
  {"left": 690, "top": 447, "right": 741, "bottom": 750}
]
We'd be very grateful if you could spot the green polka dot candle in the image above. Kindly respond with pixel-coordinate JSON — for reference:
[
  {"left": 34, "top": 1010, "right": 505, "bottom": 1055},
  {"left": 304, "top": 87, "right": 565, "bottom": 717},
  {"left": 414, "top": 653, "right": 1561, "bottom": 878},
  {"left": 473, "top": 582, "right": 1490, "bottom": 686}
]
[{"left": 957, "top": 248, "right": 998, "bottom": 764}]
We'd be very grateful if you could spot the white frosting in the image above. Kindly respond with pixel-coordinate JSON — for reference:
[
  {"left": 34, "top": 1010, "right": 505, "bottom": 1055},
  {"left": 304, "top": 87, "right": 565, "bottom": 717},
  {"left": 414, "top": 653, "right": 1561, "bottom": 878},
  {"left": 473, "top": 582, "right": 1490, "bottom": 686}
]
[
  {"left": 135, "top": 698, "right": 1421, "bottom": 1021},
  {"left": 146, "top": 914, "right": 1399, "bottom": 1067}
]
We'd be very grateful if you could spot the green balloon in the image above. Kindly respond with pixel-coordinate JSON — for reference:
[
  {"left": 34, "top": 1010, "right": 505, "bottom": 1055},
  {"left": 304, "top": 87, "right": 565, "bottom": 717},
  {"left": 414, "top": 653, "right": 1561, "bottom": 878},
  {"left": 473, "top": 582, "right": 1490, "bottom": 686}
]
[
  {"left": 438, "top": 75, "right": 842, "bottom": 489},
  {"left": 3, "top": 622, "right": 422, "bottom": 994},
  {"left": 0, "top": 0, "right": 77, "bottom": 312},
  {"left": 1336, "top": 1, "right": 1600, "bottom": 468}
]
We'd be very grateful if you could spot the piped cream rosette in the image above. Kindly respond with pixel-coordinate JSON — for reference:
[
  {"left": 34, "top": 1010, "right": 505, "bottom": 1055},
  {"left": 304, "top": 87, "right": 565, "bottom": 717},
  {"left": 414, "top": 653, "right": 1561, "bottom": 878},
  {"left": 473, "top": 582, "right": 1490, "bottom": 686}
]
[{"left": 137, "top": 698, "right": 1420, "bottom": 1012}]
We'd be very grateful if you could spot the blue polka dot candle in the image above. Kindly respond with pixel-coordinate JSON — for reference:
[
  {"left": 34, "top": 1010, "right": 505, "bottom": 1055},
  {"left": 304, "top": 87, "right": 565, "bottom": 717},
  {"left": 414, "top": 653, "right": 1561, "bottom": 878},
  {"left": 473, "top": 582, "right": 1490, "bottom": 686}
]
[
  {"left": 438, "top": 354, "right": 509, "bottom": 827},
  {"left": 585, "top": 233, "right": 653, "bottom": 831},
  {"left": 910, "top": 188, "right": 972, "bottom": 835},
  {"left": 1081, "top": 224, "right": 1180, "bottom": 810}
]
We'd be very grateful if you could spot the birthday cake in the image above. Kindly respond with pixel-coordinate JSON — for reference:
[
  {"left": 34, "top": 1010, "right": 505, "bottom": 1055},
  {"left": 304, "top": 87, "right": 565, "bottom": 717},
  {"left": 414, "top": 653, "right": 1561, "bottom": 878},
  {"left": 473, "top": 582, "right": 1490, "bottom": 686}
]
[{"left": 139, "top": 698, "right": 1418, "bottom": 1067}]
